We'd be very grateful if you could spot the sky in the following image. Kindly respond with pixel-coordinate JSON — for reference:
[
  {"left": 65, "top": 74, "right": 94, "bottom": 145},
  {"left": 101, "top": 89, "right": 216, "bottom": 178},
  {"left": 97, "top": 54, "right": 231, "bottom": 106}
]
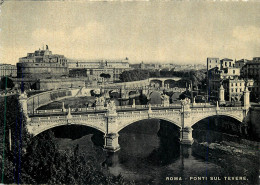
[{"left": 0, "top": 1, "right": 259, "bottom": 65}]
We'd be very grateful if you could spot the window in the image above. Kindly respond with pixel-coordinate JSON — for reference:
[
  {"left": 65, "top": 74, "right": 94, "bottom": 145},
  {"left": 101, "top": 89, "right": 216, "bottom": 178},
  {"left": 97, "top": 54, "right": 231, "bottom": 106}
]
[{"left": 233, "top": 70, "right": 235, "bottom": 74}]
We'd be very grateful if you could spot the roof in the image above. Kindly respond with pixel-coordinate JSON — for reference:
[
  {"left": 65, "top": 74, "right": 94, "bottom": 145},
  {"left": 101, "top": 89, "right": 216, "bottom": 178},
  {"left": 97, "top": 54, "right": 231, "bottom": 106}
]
[
  {"left": 236, "top": 59, "right": 249, "bottom": 63},
  {"left": 221, "top": 58, "right": 233, "bottom": 61}
]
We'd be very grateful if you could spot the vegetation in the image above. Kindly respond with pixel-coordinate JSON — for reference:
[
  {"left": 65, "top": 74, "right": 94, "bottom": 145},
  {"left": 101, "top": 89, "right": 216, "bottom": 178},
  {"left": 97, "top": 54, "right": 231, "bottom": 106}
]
[
  {"left": 100, "top": 73, "right": 111, "bottom": 79},
  {"left": 119, "top": 69, "right": 207, "bottom": 90},
  {"left": 119, "top": 69, "right": 150, "bottom": 82},
  {"left": 0, "top": 95, "right": 134, "bottom": 184},
  {"left": 0, "top": 77, "right": 14, "bottom": 90}
]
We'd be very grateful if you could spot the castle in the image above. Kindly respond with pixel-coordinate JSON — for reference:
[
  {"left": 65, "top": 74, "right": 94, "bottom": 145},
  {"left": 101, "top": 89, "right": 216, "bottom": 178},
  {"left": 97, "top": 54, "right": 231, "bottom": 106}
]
[{"left": 16, "top": 45, "right": 68, "bottom": 79}]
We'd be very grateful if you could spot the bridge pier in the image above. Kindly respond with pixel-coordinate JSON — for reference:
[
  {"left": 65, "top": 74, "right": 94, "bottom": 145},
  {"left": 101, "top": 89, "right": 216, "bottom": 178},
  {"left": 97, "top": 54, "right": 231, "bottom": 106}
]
[
  {"left": 104, "top": 133, "right": 120, "bottom": 152},
  {"left": 180, "top": 127, "right": 194, "bottom": 145}
]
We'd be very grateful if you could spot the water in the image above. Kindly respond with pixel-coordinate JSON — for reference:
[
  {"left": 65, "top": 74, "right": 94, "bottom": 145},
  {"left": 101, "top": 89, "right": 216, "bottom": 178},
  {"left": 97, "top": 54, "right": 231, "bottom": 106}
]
[
  {"left": 53, "top": 94, "right": 258, "bottom": 184},
  {"left": 54, "top": 119, "right": 258, "bottom": 185}
]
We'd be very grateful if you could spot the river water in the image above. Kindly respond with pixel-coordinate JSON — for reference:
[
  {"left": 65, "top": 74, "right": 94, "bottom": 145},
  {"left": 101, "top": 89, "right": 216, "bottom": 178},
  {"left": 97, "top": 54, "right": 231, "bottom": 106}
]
[{"left": 53, "top": 95, "right": 258, "bottom": 185}]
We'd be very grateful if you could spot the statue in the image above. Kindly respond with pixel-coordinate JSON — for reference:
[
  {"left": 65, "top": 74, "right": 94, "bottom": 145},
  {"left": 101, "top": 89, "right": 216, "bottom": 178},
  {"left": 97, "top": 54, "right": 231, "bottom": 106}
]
[
  {"left": 148, "top": 103, "right": 152, "bottom": 113},
  {"left": 107, "top": 99, "right": 117, "bottom": 115},
  {"left": 180, "top": 97, "right": 191, "bottom": 110},
  {"left": 19, "top": 91, "right": 27, "bottom": 99},
  {"left": 132, "top": 99, "right": 136, "bottom": 108},
  {"left": 95, "top": 96, "right": 105, "bottom": 109},
  {"left": 161, "top": 94, "right": 169, "bottom": 106},
  {"left": 181, "top": 97, "right": 190, "bottom": 105}
]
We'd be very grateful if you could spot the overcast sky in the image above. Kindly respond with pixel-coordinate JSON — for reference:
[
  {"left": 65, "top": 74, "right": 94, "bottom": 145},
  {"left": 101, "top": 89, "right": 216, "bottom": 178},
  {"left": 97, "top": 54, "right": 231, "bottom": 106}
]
[{"left": 0, "top": 1, "right": 259, "bottom": 65}]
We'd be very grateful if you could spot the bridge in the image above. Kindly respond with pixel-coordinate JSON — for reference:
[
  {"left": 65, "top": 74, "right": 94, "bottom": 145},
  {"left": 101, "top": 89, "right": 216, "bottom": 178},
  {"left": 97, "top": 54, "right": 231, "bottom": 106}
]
[
  {"left": 19, "top": 85, "right": 251, "bottom": 152},
  {"left": 24, "top": 85, "right": 186, "bottom": 113}
]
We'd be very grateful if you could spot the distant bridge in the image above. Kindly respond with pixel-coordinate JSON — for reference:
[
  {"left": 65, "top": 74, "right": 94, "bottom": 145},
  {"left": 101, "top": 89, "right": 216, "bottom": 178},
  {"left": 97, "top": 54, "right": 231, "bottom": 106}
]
[{"left": 24, "top": 84, "right": 186, "bottom": 113}]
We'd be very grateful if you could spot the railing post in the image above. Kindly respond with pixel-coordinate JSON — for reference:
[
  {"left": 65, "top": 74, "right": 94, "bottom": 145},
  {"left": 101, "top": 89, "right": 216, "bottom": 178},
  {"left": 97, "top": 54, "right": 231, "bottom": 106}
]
[
  {"left": 180, "top": 98, "right": 193, "bottom": 145},
  {"left": 19, "top": 92, "right": 31, "bottom": 121}
]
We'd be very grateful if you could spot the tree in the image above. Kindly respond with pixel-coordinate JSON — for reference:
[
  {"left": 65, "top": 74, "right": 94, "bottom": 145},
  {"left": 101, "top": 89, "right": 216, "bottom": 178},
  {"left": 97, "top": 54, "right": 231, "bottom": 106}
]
[
  {"left": 0, "top": 77, "right": 14, "bottom": 90},
  {"left": 119, "top": 69, "right": 149, "bottom": 82},
  {"left": 100, "top": 73, "right": 111, "bottom": 79},
  {"left": 149, "top": 70, "right": 160, "bottom": 77},
  {"left": 0, "top": 96, "right": 134, "bottom": 185}
]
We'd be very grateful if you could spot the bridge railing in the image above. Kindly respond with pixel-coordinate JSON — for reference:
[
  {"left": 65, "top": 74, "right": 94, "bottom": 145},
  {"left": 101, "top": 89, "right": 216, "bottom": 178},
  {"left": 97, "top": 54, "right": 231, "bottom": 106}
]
[
  {"left": 28, "top": 102, "right": 244, "bottom": 117},
  {"left": 30, "top": 113, "right": 107, "bottom": 123},
  {"left": 31, "top": 115, "right": 67, "bottom": 122},
  {"left": 28, "top": 103, "right": 184, "bottom": 116},
  {"left": 191, "top": 106, "right": 244, "bottom": 112}
]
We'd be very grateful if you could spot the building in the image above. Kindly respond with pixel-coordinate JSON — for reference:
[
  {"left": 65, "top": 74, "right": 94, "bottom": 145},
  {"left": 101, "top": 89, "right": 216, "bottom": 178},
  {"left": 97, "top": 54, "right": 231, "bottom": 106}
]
[
  {"left": 207, "top": 58, "right": 220, "bottom": 71},
  {"left": 223, "top": 77, "right": 254, "bottom": 102},
  {"left": 241, "top": 57, "right": 260, "bottom": 101},
  {"left": 69, "top": 69, "right": 87, "bottom": 78},
  {"left": 68, "top": 58, "right": 131, "bottom": 82},
  {"left": 241, "top": 58, "right": 260, "bottom": 81},
  {"left": 220, "top": 58, "right": 235, "bottom": 69},
  {"left": 0, "top": 64, "right": 17, "bottom": 77},
  {"left": 207, "top": 57, "right": 260, "bottom": 102},
  {"left": 17, "top": 45, "right": 68, "bottom": 79},
  {"left": 208, "top": 66, "right": 241, "bottom": 99},
  {"left": 253, "top": 57, "right": 260, "bottom": 62},
  {"left": 234, "top": 59, "right": 249, "bottom": 69},
  {"left": 207, "top": 57, "right": 246, "bottom": 102}
]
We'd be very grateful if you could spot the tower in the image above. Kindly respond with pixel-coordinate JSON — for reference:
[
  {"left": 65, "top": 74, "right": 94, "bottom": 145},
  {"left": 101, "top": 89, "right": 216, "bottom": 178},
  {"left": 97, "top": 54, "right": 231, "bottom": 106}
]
[
  {"left": 243, "top": 85, "right": 250, "bottom": 109},
  {"left": 219, "top": 85, "right": 225, "bottom": 105}
]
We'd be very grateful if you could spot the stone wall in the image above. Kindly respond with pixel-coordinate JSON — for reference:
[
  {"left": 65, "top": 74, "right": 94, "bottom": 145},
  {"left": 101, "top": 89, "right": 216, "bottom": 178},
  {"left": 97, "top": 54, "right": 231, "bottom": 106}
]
[
  {"left": 17, "top": 63, "right": 68, "bottom": 79},
  {"left": 27, "top": 88, "right": 80, "bottom": 113},
  {"left": 38, "top": 78, "right": 86, "bottom": 90}
]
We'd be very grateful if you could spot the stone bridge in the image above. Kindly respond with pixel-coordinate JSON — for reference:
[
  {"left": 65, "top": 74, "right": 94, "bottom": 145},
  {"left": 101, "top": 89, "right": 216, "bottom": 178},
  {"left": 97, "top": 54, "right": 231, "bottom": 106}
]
[
  {"left": 20, "top": 96, "right": 250, "bottom": 152},
  {"left": 25, "top": 85, "right": 186, "bottom": 113},
  {"left": 149, "top": 77, "right": 182, "bottom": 88},
  {"left": 19, "top": 85, "right": 252, "bottom": 152}
]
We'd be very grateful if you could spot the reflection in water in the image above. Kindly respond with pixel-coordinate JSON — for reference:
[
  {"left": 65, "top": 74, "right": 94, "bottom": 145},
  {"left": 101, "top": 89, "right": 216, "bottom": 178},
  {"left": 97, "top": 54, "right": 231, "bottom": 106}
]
[
  {"left": 55, "top": 119, "right": 257, "bottom": 185},
  {"left": 54, "top": 95, "right": 258, "bottom": 184},
  {"left": 100, "top": 120, "right": 223, "bottom": 185}
]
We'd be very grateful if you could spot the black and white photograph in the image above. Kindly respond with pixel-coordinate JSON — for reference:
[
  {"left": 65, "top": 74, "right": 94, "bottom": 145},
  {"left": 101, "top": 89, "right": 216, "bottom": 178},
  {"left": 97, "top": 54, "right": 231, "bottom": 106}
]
[{"left": 0, "top": 0, "right": 259, "bottom": 184}]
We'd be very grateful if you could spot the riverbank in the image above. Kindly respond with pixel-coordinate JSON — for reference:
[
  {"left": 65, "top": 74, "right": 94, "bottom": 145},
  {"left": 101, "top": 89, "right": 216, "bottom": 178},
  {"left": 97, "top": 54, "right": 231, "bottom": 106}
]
[{"left": 192, "top": 140, "right": 259, "bottom": 184}]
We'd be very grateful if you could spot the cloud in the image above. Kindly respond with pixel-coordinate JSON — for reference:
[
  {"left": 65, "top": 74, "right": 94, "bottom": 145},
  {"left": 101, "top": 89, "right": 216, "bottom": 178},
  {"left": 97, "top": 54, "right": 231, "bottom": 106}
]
[
  {"left": 0, "top": 46, "right": 30, "bottom": 65},
  {"left": 30, "top": 21, "right": 109, "bottom": 59},
  {"left": 232, "top": 26, "right": 260, "bottom": 43},
  {"left": 31, "top": 21, "right": 107, "bottom": 47}
]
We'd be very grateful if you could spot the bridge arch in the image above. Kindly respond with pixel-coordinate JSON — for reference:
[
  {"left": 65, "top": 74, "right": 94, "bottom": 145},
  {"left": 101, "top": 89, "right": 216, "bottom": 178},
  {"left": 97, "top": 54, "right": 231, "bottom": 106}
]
[
  {"left": 128, "top": 90, "right": 140, "bottom": 98},
  {"left": 164, "top": 79, "right": 179, "bottom": 88},
  {"left": 28, "top": 121, "right": 106, "bottom": 137},
  {"left": 190, "top": 113, "right": 243, "bottom": 128},
  {"left": 117, "top": 117, "right": 181, "bottom": 133},
  {"left": 150, "top": 80, "right": 163, "bottom": 87}
]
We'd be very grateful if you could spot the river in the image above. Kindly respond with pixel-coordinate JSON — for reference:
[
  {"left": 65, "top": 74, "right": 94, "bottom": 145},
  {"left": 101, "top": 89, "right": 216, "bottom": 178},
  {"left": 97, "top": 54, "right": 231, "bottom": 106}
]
[{"left": 53, "top": 95, "right": 258, "bottom": 185}]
